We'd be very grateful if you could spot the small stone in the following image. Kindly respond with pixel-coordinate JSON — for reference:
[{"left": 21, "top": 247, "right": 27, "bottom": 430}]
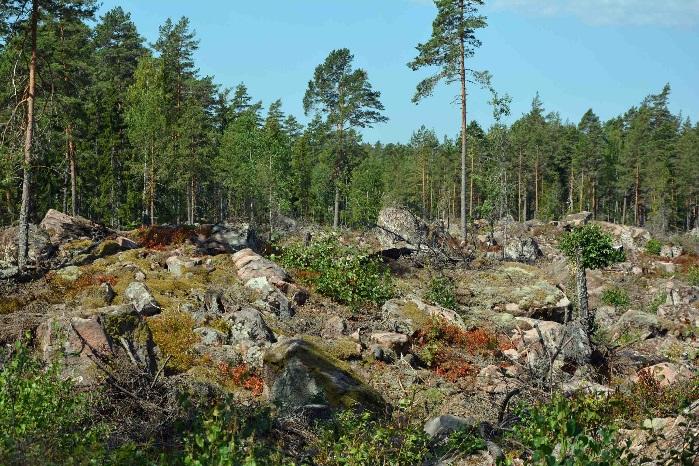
[
  {"left": 124, "top": 281, "right": 160, "bottom": 316},
  {"left": 424, "top": 415, "right": 476, "bottom": 438},
  {"left": 100, "top": 282, "right": 116, "bottom": 305},
  {"left": 194, "top": 327, "right": 227, "bottom": 346},
  {"left": 321, "top": 316, "right": 347, "bottom": 339},
  {"left": 115, "top": 236, "right": 138, "bottom": 249},
  {"left": 369, "top": 332, "right": 409, "bottom": 353}
]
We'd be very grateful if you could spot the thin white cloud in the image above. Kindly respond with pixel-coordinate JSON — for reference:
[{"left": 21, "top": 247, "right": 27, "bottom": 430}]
[{"left": 490, "top": 0, "right": 699, "bottom": 27}]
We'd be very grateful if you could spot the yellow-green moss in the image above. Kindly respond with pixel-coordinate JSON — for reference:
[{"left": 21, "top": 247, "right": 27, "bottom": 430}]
[
  {"left": 148, "top": 310, "right": 200, "bottom": 372},
  {"left": 302, "top": 335, "right": 361, "bottom": 362}
]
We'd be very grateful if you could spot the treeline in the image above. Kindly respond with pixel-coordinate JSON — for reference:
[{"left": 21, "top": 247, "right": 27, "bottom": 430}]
[{"left": 1, "top": 4, "right": 697, "bottom": 233}]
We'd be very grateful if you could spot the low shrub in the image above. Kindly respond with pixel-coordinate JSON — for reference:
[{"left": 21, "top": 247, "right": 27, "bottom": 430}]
[
  {"left": 645, "top": 238, "right": 663, "bottom": 256},
  {"left": 0, "top": 341, "right": 104, "bottom": 465},
  {"left": 687, "top": 265, "right": 699, "bottom": 286},
  {"left": 601, "top": 287, "right": 631, "bottom": 309},
  {"left": 276, "top": 234, "right": 393, "bottom": 307},
  {"left": 312, "top": 409, "right": 485, "bottom": 465},
  {"left": 424, "top": 275, "right": 457, "bottom": 310}
]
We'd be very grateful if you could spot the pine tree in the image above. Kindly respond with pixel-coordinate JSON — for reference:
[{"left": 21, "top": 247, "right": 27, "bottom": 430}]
[
  {"left": 408, "top": 0, "right": 487, "bottom": 240},
  {"left": 303, "top": 48, "right": 387, "bottom": 228}
]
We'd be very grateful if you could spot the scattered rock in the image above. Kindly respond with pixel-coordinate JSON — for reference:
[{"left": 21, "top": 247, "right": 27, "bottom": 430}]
[
  {"left": 228, "top": 307, "right": 276, "bottom": 346},
  {"left": 660, "top": 245, "right": 683, "bottom": 258},
  {"left": 124, "top": 282, "right": 160, "bottom": 316},
  {"left": 562, "top": 211, "right": 592, "bottom": 227},
  {"left": 369, "top": 332, "right": 409, "bottom": 353},
  {"left": 39, "top": 209, "right": 110, "bottom": 244},
  {"left": 263, "top": 339, "right": 385, "bottom": 414},
  {"left": 321, "top": 316, "right": 347, "bottom": 339},
  {"left": 382, "top": 295, "right": 466, "bottom": 335},
  {"left": 195, "top": 223, "right": 256, "bottom": 254},
  {"left": 503, "top": 236, "right": 542, "bottom": 262},
  {"left": 424, "top": 414, "right": 476, "bottom": 438},
  {"left": 166, "top": 255, "right": 202, "bottom": 277},
  {"left": 194, "top": 327, "right": 227, "bottom": 346}
]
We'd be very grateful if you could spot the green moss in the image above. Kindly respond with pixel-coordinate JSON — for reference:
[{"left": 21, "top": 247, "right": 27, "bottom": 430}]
[
  {"left": 0, "top": 298, "right": 24, "bottom": 314},
  {"left": 94, "top": 240, "right": 122, "bottom": 258},
  {"left": 148, "top": 310, "right": 200, "bottom": 372},
  {"left": 302, "top": 335, "right": 361, "bottom": 361}
]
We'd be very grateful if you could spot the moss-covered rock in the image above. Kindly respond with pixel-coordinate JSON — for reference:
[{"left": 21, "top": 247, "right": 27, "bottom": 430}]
[{"left": 263, "top": 339, "right": 385, "bottom": 414}]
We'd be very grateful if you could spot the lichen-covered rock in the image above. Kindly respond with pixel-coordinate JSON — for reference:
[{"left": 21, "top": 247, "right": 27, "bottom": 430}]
[
  {"left": 195, "top": 223, "right": 256, "bottom": 255},
  {"left": 382, "top": 295, "right": 466, "bottom": 335},
  {"left": 36, "top": 314, "right": 112, "bottom": 386},
  {"left": 660, "top": 245, "right": 683, "bottom": 258},
  {"left": 228, "top": 307, "right": 276, "bottom": 346},
  {"left": 263, "top": 339, "right": 385, "bottom": 414},
  {"left": 102, "top": 304, "right": 159, "bottom": 374},
  {"left": 503, "top": 236, "right": 542, "bottom": 262},
  {"left": 0, "top": 224, "right": 54, "bottom": 267},
  {"left": 376, "top": 207, "right": 429, "bottom": 252},
  {"left": 124, "top": 282, "right": 160, "bottom": 316},
  {"left": 460, "top": 264, "right": 571, "bottom": 322},
  {"left": 39, "top": 209, "right": 110, "bottom": 244}
]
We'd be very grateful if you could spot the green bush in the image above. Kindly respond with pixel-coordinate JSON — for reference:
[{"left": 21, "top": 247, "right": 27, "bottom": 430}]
[
  {"left": 424, "top": 275, "right": 457, "bottom": 310},
  {"left": 645, "top": 239, "right": 662, "bottom": 256},
  {"left": 313, "top": 409, "right": 484, "bottom": 465},
  {"left": 505, "top": 394, "right": 632, "bottom": 465},
  {"left": 600, "top": 287, "right": 631, "bottom": 309},
  {"left": 0, "top": 341, "right": 104, "bottom": 465},
  {"left": 276, "top": 234, "right": 393, "bottom": 307},
  {"left": 687, "top": 265, "right": 699, "bottom": 286},
  {"left": 181, "top": 405, "right": 284, "bottom": 466},
  {"left": 559, "top": 225, "right": 625, "bottom": 269}
]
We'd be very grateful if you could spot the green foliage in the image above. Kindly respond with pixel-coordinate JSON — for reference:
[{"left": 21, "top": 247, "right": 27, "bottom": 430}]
[
  {"left": 424, "top": 275, "right": 457, "bottom": 310},
  {"left": 559, "top": 224, "right": 625, "bottom": 270},
  {"left": 645, "top": 239, "right": 663, "bottom": 256},
  {"left": 314, "top": 410, "right": 430, "bottom": 465},
  {"left": 506, "top": 394, "right": 632, "bottom": 465},
  {"left": 645, "top": 292, "right": 667, "bottom": 314},
  {"left": 0, "top": 341, "right": 104, "bottom": 465},
  {"left": 686, "top": 265, "right": 699, "bottom": 286},
  {"left": 600, "top": 287, "right": 631, "bottom": 309},
  {"left": 277, "top": 234, "right": 393, "bottom": 307},
  {"left": 181, "top": 405, "right": 283, "bottom": 466}
]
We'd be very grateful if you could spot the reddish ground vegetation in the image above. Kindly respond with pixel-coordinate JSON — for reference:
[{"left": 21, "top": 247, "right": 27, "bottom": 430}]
[
  {"left": 136, "top": 225, "right": 199, "bottom": 250},
  {"left": 218, "top": 362, "right": 265, "bottom": 397}
]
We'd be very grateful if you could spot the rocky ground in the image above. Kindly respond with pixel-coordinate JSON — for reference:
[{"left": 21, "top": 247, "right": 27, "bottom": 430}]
[{"left": 1, "top": 208, "right": 698, "bottom": 464}]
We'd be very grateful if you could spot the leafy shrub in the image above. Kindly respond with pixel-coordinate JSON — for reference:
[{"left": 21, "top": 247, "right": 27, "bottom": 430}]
[
  {"left": 181, "top": 404, "right": 283, "bottom": 466},
  {"left": 645, "top": 238, "right": 663, "bottom": 256},
  {"left": 645, "top": 292, "right": 667, "bottom": 314},
  {"left": 0, "top": 341, "right": 104, "bottom": 465},
  {"left": 506, "top": 394, "right": 632, "bottom": 465},
  {"left": 424, "top": 275, "right": 457, "bottom": 310},
  {"left": 276, "top": 234, "right": 393, "bottom": 307},
  {"left": 601, "top": 287, "right": 631, "bottom": 309},
  {"left": 559, "top": 224, "right": 625, "bottom": 269},
  {"left": 687, "top": 265, "right": 699, "bottom": 286}
]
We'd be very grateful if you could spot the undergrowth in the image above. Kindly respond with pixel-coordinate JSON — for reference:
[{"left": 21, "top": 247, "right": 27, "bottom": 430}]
[{"left": 275, "top": 234, "right": 393, "bottom": 307}]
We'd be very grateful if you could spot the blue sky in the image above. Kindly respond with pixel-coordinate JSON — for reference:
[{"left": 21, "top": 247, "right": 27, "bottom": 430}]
[{"left": 97, "top": 0, "right": 699, "bottom": 143}]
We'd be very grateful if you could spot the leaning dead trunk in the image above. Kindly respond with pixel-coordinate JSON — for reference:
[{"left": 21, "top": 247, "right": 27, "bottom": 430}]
[{"left": 17, "top": 0, "right": 39, "bottom": 270}]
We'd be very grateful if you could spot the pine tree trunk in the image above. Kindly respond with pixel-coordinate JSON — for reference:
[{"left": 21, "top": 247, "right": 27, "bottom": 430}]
[
  {"left": 333, "top": 184, "right": 340, "bottom": 228},
  {"left": 68, "top": 127, "right": 77, "bottom": 216},
  {"left": 518, "top": 150, "right": 522, "bottom": 221},
  {"left": 634, "top": 164, "right": 640, "bottom": 226},
  {"left": 534, "top": 150, "right": 539, "bottom": 216},
  {"left": 459, "top": 19, "right": 468, "bottom": 240},
  {"left": 17, "top": 0, "right": 38, "bottom": 270},
  {"left": 576, "top": 259, "right": 591, "bottom": 335},
  {"left": 469, "top": 144, "right": 474, "bottom": 218}
]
